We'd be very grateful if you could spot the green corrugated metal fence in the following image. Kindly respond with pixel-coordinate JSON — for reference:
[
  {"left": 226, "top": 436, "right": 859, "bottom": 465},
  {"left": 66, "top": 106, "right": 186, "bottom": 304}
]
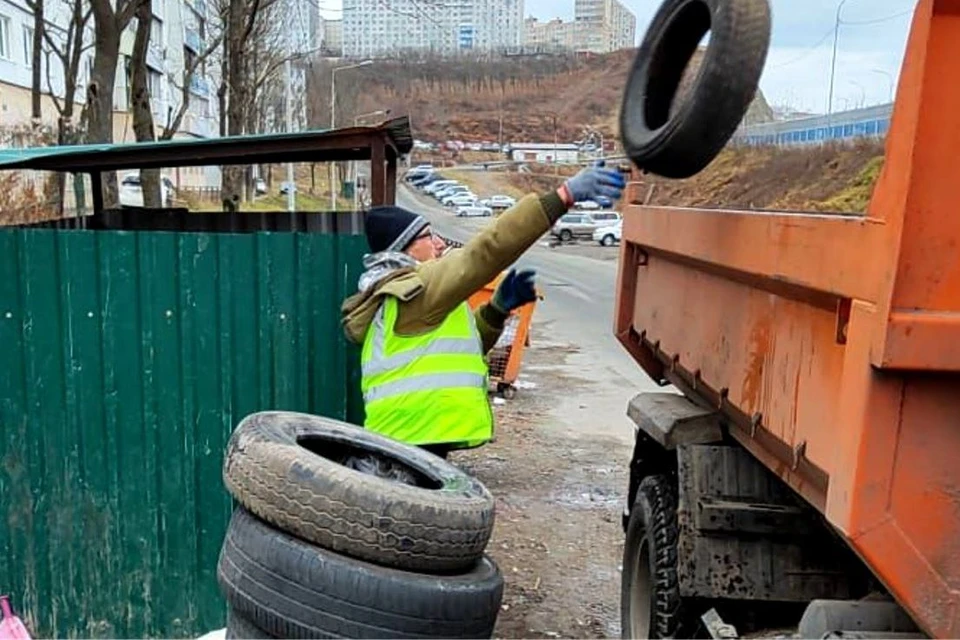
[{"left": 0, "top": 228, "right": 368, "bottom": 638}]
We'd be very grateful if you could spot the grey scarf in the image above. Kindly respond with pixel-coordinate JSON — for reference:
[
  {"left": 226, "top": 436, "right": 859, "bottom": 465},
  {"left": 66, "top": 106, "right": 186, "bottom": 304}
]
[{"left": 357, "top": 251, "right": 418, "bottom": 293}]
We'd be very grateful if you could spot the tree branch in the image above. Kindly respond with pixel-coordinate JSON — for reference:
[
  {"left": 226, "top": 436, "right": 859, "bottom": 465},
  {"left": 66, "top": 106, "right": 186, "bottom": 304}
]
[
  {"left": 44, "top": 51, "right": 64, "bottom": 115},
  {"left": 162, "top": 31, "right": 225, "bottom": 139},
  {"left": 240, "top": 0, "right": 263, "bottom": 48},
  {"left": 117, "top": 0, "right": 146, "bottom": 29}
]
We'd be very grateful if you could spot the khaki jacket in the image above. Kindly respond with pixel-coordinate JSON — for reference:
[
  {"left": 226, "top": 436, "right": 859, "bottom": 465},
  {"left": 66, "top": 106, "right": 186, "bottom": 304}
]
[{"left": 341, "top": 191, "right": 567, "bottom": 352}]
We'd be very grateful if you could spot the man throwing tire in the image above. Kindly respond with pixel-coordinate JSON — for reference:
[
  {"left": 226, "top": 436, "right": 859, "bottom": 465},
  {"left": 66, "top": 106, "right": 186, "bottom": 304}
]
[{"left": 341, "top": 162, "right": 626, "bottom": 458}]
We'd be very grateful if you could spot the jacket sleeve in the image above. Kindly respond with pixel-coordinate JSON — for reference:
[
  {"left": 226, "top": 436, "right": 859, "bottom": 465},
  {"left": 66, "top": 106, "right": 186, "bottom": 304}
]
[
  {"left": 474, "top": 302, "right": 509, "bottom": 355},
  {"left": 399, "top": 191, "right": 567, "bottom": 331}
]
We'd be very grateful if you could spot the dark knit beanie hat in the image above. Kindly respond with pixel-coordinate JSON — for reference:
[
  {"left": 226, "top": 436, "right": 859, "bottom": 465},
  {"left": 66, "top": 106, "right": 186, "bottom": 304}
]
[{"left": 364, "top": 205, "right": 429, "bottom": 253}]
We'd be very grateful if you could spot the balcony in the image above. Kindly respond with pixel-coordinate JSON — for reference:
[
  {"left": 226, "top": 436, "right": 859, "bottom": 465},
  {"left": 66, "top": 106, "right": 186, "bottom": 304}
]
[
  {"left": 189, "top": 74, "right": 210, "bottom": 97},
  {"left": 147, "top": 48, "right": 164, "bottom": 72},
  {"left": 185, "top": 0, "right": 207, "bottom": 17},
  {"left": 185, "top": 27, "right": 202, "bottom": 53}
]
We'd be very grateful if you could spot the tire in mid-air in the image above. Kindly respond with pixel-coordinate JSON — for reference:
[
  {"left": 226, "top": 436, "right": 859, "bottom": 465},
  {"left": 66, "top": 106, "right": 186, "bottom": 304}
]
[{"left": 620, "top": 0, "right": 772, "bottom": 179}]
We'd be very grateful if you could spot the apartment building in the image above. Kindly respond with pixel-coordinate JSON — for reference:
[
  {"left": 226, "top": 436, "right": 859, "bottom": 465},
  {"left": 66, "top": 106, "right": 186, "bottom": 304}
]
[
  {"left": 322, "top": 19, "right": 343, "bottom": 56},
  {"left": 574, "top": 0, "right": 636, "bottom": 53},
  {"left": 0, "top": 0, "right": 219, "bottom": 138},
  {"left": 342, "top": 0, "right": 523, "bottom": 58},
  {"left": 523, "top": 17, "right": 576, "bottom": 52}
]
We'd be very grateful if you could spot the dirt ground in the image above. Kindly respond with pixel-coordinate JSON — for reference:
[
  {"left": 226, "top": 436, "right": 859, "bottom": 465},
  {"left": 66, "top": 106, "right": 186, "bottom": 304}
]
[{"left": 451, "top": 326, "right": 632, "bottom": 639}]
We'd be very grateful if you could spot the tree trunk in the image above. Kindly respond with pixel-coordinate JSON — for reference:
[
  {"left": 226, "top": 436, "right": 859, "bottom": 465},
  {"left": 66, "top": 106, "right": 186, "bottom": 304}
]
[
  {"left": 220, "top": 0, "right": 247, "bottom": 210},
  {"left": 130, "top": 0, "right": 162, "bottom": 207},
  {"left": 88, "top": 8, "right": 123, "bottom": 208},
  {"left": 30, "top": 0, "right": 44, "bottom": 127}
]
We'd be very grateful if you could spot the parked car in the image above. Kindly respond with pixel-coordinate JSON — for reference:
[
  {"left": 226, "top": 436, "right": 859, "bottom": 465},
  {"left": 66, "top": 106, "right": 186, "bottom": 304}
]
[
  {"left": 444, "top": 194, "right": 478, "bottom": 208},
  {"left": 593, "top": 221, "right": 622, "bottom": 247},
  {"left": 412, "top": 174, "right": 438, "bottom": 188},
  {"left": 593, "top": 195, "right": 614, "bottom": 208},
  {"left": 435, "top": 185, "right": 470, "bottom": 200},
  {"left": 590, "top": 211, "right": 622, "bottom": 227},
  {"left": 279, "top": 181, "right": 296, "bottom": 195},
  {"left": 424, "top": 180, "right": 458, "bottom": 195},
  {"left": 254, "top": 178, "right": 268, "bottom": 195},
  {"left": 551, "top": 212, "right": 601, "bottom": 242},
  {"left": 119, "top": 172, "right": 175, "bottom": 207},
  {"left": 405, "top": 169, "right": 433, "bottom": 183},
  {"left": 481, "top": 195, "right": 516, "bottom": 210},
  {"left": 574, "top": 200, "right": 600, "bottom": 211},
  {"left": 456, "top": 205, "right": 493, "bottom": 218},
  {"left": 432, "top": 183, "right": 466, "bottom": 197}
]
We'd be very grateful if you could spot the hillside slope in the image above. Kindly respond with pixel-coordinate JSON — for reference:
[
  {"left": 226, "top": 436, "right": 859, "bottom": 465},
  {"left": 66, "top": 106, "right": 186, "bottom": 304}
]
[
  {"left": 432, "top": 140, "right": 885, "bottom": 215},
  {"left": 311, "top": 50, "right": 773, "bottom": 144}
]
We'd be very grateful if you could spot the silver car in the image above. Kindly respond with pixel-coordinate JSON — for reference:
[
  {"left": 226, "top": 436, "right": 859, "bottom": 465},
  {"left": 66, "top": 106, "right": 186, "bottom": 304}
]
[{"left": 551, "top": 212, "right": 601, "bottom": 242}]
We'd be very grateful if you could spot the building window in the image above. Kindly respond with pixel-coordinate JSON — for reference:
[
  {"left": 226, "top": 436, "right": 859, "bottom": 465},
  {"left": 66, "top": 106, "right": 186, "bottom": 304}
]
[
  {"left": 151, "top": 18, "right": 163, "bottom": 46},
  {"left": 22, "top": 25, "right": 33, "bottom": 64},
  {"left": 0, "top": 14, "right": 10, "bottom": 59},
  {"left": 148, "top": 69, "right": 162, "bottom": 99}
]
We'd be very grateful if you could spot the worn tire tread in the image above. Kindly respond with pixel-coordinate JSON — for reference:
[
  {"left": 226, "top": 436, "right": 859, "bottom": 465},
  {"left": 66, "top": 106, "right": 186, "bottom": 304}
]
[
  {"left": 621, "top": 474, "right": 691, "bottom": 639},
  {"left": 217, "top": 508, "right": 503, "bottom": 639},
  {"left": 223, "top": 411, "right": 495, "bottom": 573}
]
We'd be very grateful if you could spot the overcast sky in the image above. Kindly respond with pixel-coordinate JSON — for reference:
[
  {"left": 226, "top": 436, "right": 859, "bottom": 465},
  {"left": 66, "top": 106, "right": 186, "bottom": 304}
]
[{"left": 320, "top": 0, "right": 914, "bottom": 114}]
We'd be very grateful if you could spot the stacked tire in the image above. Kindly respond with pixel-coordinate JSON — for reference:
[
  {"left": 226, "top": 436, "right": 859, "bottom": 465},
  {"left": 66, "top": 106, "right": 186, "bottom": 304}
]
[{"left": 217, "top": 411, "right": 503, "bottom": 639}]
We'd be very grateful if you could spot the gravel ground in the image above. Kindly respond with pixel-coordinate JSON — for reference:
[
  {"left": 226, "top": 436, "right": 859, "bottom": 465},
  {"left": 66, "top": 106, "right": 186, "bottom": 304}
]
[{"left": 451, "top": 324, "right": 633, "bottom": 639}]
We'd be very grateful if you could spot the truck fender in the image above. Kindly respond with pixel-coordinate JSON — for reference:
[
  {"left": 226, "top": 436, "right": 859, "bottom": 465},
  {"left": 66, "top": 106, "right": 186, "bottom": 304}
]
[{"left": 622, "top": 393, "right": 723, "bottom": 531}]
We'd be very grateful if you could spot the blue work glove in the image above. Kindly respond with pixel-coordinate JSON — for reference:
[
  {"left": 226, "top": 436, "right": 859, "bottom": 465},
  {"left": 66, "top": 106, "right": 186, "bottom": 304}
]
[
  {"left": 491, "top": 268, "right": 538, "bottom": 314},
  {"left": 564, "top": 159, "right": 626, "bottom": 203}
]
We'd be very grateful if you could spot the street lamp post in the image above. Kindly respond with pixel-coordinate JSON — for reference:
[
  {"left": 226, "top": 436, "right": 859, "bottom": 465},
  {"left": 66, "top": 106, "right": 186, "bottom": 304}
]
[
  {"left": 850, "top": 80, "right": 866, "bottom": 109},
  {"left": 329, "top": 60, "right": 373, "bottom": 212},
  {"left": 352, "top": 109, "right": 391, "bottom": 212},
  {"left": 827, "top": 0, "right": 850, "bottom": 118},
  {"left": 873, "top": 69, "right": 894, "bottom": 103}
]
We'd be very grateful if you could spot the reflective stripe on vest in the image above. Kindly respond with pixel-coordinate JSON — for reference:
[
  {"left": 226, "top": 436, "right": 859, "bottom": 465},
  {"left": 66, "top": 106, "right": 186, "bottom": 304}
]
[{"left": 360, "top": 297, "right": 493, "bottom": 447}]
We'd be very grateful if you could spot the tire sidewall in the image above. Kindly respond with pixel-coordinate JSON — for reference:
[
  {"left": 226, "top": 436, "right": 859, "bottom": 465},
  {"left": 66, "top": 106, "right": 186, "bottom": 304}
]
[
  {"left": 620, "top": 0, "right": 771, "bottom": 177},
  {"left": 621, "top": 0, "right": 717, "bottom": 152}
]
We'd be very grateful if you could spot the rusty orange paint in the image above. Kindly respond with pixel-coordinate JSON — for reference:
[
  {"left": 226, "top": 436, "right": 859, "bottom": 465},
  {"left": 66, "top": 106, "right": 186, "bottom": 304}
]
[{"left": 615, "top": 1, "right": 960, "bottom": 635}]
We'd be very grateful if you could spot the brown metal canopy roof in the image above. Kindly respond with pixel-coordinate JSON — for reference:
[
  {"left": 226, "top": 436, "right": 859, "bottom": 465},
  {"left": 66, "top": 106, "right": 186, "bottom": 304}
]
[{"left": 0, "top": 116, "right": 413, "bottom": 173}]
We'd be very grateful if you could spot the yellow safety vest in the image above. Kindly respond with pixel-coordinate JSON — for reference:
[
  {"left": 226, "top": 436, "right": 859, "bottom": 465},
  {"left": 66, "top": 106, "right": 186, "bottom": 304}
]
[{"left": 361, "top": 296, "right": 494, "bottom": 448}]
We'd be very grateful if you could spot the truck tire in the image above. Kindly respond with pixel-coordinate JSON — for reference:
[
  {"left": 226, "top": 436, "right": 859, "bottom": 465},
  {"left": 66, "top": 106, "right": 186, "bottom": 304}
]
[
  {"left": 620, "top": 475, "right": 694, "bottom": 639},
  {"left": 223, "top": 411, "right": 495, "bottom": 574},
  {"left": 226, "top": 609, "right": 273, "bottom": 640},
  {"left": 620, "top": 0, "right": 772, "bottom": 178},
  {"left": 218, "top": 508, "right": 504, "bottom": 639}
]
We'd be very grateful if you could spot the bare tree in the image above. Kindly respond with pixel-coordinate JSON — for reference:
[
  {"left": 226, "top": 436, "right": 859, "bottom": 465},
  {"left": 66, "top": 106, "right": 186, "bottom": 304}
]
[
  {"left": 40, "top": 0, "right": 92, "bottom": 144},
  {"left": 25, "top": 0, "right": 45, "bottom": 127},
  {"left": 161, "top": 35, "right": 224, "bottom": 141},
  {"left": 128, "top": 0, "right": 162, "bottom": 207},
  {"left": 88, "top": 0, "right": 142, "bottom": 208},
  {"left": 220, "top": 0, "right": 298, "bottom": 208}
]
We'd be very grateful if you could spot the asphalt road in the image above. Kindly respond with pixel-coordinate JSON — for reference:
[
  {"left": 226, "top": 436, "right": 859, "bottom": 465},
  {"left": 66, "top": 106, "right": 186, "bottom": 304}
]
[{"left": 398, "top": 186, "right": 661, "bottom": 441}]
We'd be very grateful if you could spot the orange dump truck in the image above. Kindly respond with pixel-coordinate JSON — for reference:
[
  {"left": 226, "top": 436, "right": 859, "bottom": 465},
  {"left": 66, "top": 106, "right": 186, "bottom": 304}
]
[{"left": 614, "top": 0, "right": 957, "bottom": 638}]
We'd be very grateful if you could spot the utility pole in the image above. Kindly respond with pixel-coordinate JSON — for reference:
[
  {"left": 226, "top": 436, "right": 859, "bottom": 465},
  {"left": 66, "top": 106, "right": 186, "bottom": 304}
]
[
  {"left": 827, "top": 0, "right": 849, "bottom": 118},
  {"left": 552, "top": 114, "right": 559, "bottom": 176},
  {"left": 284, "top": 0, "right": 295, "bottom": 212},
  {"left": 329, "top": 60, "right": 373, "bottom": 212}
]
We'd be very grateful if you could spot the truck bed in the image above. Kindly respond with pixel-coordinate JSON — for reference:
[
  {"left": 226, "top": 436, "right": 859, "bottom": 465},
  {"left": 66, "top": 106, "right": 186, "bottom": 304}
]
[{"left": 614, "top": 1, "right": 960, "bottom": 635}]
